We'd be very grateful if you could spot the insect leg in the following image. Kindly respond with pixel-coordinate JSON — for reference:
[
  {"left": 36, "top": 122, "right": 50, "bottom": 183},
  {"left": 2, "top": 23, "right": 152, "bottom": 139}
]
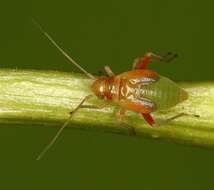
[
  {"left": 104, "top": 65, "right": 115, "bottom": 77},
  {"left": 80, "top": 103, "right": 108, "bottom": 109},
  {"left": 159, "top": 113, "right": 199, "bottom": 126},
  {"left": 164, "top": 113, "right": 187, "bottom": 123},
  {"left": 116, "top": 108, "right": 136, "bottom": 135},
  {"left": 132, "top": 52, "right": 178, "bottom": 70},
  {"left": 142, "top": 113, "right": 157, "bottom": 127},
  {"left": 155, "top": 113, "right": 199, "bottom": 127},
  {"left": 36, "top": 95, "right": 92, "bottom": 160},
  {"left": 116, "top": 108, "right": 126, "bottom": 122}
]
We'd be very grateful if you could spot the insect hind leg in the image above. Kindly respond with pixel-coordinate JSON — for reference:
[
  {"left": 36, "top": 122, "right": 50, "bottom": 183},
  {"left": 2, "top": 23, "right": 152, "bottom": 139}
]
[
  {"left": 159, "top": 113, "right": 199, "bottom": 126},
  {"left": 142, "top": 112, "right": 199, "bottom": 127},
  {"left": 142, "top": 113, "right": 157, "bottom": 127},
  {"left": 142, "top": 112, "right": 183, "bottom": 128},
  {"left": 132, "top": 52, "right": 178, "bottom": 70}
]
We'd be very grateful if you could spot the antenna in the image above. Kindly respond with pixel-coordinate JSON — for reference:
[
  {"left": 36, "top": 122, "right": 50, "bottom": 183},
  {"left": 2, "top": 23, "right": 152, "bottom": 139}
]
[
  {"left": 36, "top": 115, "right": 72, "bottom": 160},
  {"left": 36, "top": 95, "right": 92, "bottom": 160},
  {"left": 32, "top": 18, "right": 95, "bottom": 80}
]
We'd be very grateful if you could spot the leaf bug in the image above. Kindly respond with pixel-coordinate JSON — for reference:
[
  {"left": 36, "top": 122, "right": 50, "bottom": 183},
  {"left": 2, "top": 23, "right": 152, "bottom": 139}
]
[{"left": 32, "top": 19, "right": 188, "bottom": 160}]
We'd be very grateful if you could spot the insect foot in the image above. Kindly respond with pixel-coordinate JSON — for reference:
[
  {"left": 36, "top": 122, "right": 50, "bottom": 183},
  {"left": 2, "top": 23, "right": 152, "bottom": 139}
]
[
  {"left": 151, "top": 123, "right": 160, "bottom": 128},
  {"left": 116, "top": 109, "right": 136, "bottom": 136},
  {"left": 122, "top": 123, "right": 136, "bottom": 136},
  {"left": 162, "top": 52, "right": 178, "bottom": 62}
]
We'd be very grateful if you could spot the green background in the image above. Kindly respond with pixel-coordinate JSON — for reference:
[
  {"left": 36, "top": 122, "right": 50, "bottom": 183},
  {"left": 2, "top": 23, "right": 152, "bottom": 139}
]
[{"left": 0, "top": 0, "right": 214, "bottom": 189}]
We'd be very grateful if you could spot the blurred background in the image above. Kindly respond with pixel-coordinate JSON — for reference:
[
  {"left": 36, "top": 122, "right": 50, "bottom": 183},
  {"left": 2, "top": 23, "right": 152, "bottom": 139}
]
[{"left": 0, "top": 0, "right": 213, "bottom": 189}]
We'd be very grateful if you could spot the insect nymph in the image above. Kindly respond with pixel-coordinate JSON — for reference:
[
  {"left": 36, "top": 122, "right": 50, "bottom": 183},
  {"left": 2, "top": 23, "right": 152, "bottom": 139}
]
[
  {"left": 33, "top": 20, "right": 188, "bottom": 160},
  {"left": 91, "top": 53, "right": 188, "bottom": 126}
]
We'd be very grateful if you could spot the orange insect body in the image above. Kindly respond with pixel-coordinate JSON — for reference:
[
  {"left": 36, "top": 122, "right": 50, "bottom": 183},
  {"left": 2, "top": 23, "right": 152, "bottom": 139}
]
[
  {"left": 91, "top": 53, "right": 188, "bottom": 127},
  {"left": 91, "top": 70, "right": 159, "bottom": 114}
]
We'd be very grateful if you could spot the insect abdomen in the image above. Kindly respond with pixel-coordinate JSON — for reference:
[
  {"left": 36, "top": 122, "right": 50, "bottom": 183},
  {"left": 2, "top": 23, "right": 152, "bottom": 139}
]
[{"left": 139, "top": 76, "right": 187, "bottom": 110}]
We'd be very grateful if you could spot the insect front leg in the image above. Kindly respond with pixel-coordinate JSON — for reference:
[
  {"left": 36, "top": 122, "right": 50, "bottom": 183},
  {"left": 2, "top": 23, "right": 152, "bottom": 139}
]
[
  {"left": 79, "top": 103, "right": 108, "bottom": 109},
  {"left": 132, "top": 52, "right": 178, "bottom": 70},
  {"left": 104, "top": 65, "right": 115, "bottom": 77}
]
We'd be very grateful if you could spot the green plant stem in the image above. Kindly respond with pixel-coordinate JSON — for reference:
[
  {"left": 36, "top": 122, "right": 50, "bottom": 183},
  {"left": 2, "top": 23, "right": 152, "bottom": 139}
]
[{"left": 0, "top": 69, "right": 214, "bottom": 149}]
